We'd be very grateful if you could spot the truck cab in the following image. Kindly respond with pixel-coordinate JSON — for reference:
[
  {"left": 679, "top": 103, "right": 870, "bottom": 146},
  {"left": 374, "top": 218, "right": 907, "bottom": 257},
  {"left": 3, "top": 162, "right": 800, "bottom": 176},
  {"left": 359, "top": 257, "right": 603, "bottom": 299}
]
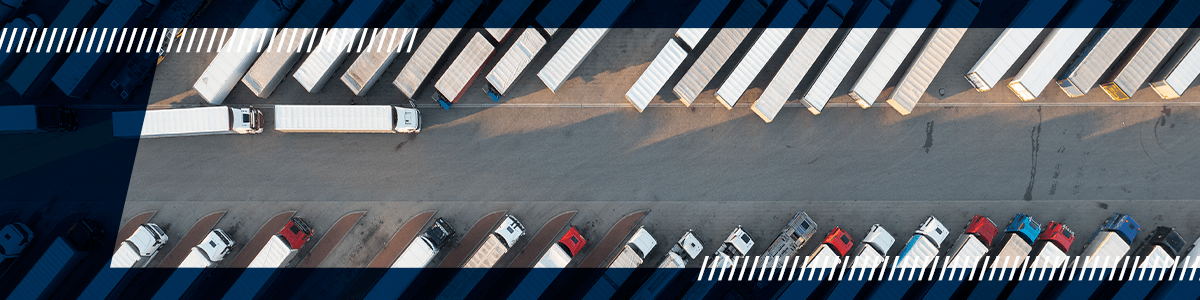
[
  {"left": 916, "top": 216, "right": 949, "bottom": 247},
  {"left": 198, "top": 229, "right": 235, "bottom": 262},
  {"left": 661, "top": 230, "right": 703, "bottom": 268},
  {"left": 625, "top": 227, "right": 657, "bottom": 261},
  {"left": 964, "top": 215, "right": 998, "bottom": 247},
  {"left": 559, "top": 226, "right": 587, "bottom": 257},
  {"left": 394, "top": 105, "right": 421, "bottom": 133},
  {"left": 718, "top": 226, "right": 754, "bottom": 259},
  {"left": 422, "top": 218, "right": 455, "bottom": 250},
  {"left": 129, "top": 223, "right": 169, "bottom": 257},
  {"left": 826, "top": 227, "right": 854, "bottom": 256},
  {"left": 1098, "top": 213, "right": 1141, "bottom": 244},
  {"left": 763, "top": 212, "right": 817, "bottom": 257},
  {"left": 231, "top": 107, "right": 265, "bottom": 134},
  {"left": 69, "top": 218, "right": 105, "bottom": 251},
  {"left": 280, "top": 217, "right": 314, "bottom": 249},
  {"left": 1, "top": 222, "right": 33, "bottom": 259},
  {"left": 1144, "top": 226, "right": 1186, "bottom": 257},
  {"left": 496, "top": 215, "right": 526, "bottom": 248},
  {"left": 1038, "top": 221, "right": 1075, "bottom": 252},
  {"left": 1006, "top": 213, "right": 1041, "bottom": 244},
  {"left": 862, "top": 224, "right": 896, "bottom": 256}
]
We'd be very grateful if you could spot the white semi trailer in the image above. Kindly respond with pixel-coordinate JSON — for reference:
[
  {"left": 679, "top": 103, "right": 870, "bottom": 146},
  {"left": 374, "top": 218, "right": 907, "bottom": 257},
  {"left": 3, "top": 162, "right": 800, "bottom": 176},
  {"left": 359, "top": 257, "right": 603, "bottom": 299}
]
[
  {"left": 434, "top": 215, "right": 525, "bottom": 300},
  {"left": 963, "top": 0, "right": 1070, "bottom": 92},
  {"left": 623, "top": 0, "right": 732, "bottom": 111},
  {"left": 800, "top": 0, "right": 896, "bottom": 116},
  {"left": 7, "top": 219, "right": 105, "bottom": 300},
  {"left": 0, "top": 105, "right": 77, "bottom": 134},
  {"left": 1101, "top": 0, "right": 1200, "bottom": 101},
  {"left": 78, "top": 223, "right": 168, "bottom": 300},
  {"left": 885, "top": 0, "right": 981, "bottom": 115},
  {"left": 221, "top": 217, "right": 314, "bottom": 300},
  {"left": 682, "top": 226, "right": 754, "bottom": 300},
  {"left": 192, "top": 0, "right": 300, "bottom": 104},
  {"left": 846, "top": 0, "right": 943, "bottom": 109},
  {"left": 537, "top": 0, "right": 635, "bottom": 93},
  {"left": 51, "top": 0, "right": 158, "bottom": 99},
  {"left": 671, "top": 0, "right": 767, "bottom": 106},
  {"left": 1006, "top": 0, "right": 1114, "bottom": 101},
  {"left": 1147, "top": 0, "right": 1200, "bottom": 99},
  {"left": 581, "top": 227, "right": 657, "bottom": 300},
  {"left": 337, "top": 0, "right": 439, "bottom": 97},
  {"left": 713, "top": 0, "right": 815, "bottom": 109},
  {"left": 826, "top": 225, "right": 896, "bottom": 300},
  {"left": 1055, "top": 0, "right": 1165, "bottom": 97},
  {"left": 629, "top": 230, "right": 703, "bottom": 300},
  {"left": 151, "top": 229, "right": 235, "bottom": 300},
  {"left": 751, "top": 0, "right": 852, "bottom": 121},
  {"left": 240, "top": 0, "right": 351, "bottom": 98},
  {"left": 485, "top": 27, "right": 547, "bottom": 101},
  {"left": 290, "top": 0, "right": 395, "bottom": 93},
  {"left": 274, "top": 105, "right": 420, "bottom": 133},
  {"left": 111, "top": 106, "right": 263, "bottom": 138},
  {"left": 0, "top": 14, "right": 42, "bottom": 78},
  {"left": 362, "top": 218, "right": 454, "bottom": 300},
  {"left": 390, "top": 0, "right": 486, "bottom": 99},
  {"left": 432, "top": 32, "right": 495, "bottom": 109}
]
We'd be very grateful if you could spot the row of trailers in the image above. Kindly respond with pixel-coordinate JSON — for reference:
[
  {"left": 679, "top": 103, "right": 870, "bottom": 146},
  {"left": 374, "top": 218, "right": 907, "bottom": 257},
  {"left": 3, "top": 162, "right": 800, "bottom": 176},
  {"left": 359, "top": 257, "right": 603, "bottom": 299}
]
[
  {"left": 189, "top": 0, "right": 636, "bottom": 111},
  {"left": 626, "top": 0, "right": 1200, "bottom": 123}
]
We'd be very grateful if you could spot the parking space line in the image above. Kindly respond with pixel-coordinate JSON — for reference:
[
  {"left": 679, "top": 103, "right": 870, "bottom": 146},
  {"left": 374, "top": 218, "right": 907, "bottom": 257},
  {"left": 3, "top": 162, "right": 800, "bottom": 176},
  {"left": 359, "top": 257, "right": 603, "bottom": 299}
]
[
  {"left": 297, "top": 211, "right": 365, "bottom": 268},
  {"left": 438, "top": 211, "right": 507, "bottom": 268},
  {"left": 366, "top": 210, "right": 436, "bottom": 268},
  {"left": 578, "top": 210, "right": 647, "bottom": 268},
  {"left": 114, "top": 211, "right": 156, "bottom": 253},
  {"left": 509, "top": 210, "right": 577, "bottom": 268},
  {"left": 157, "top": 210, "right": 225, "bottom": 267},
  {"left": 226, "top": 211, "right": 295, "bottom": 268}
]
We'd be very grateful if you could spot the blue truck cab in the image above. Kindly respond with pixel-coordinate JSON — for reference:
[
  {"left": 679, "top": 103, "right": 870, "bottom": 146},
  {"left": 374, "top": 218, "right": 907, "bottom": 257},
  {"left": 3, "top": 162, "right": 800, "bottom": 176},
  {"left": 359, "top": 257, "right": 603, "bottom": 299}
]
[
  {"left": 1099, "top": 213, "right": 1141, "bottom": 244},
  {"left": 1006, "top": 213, "right": 1042, "bottom": 244}
]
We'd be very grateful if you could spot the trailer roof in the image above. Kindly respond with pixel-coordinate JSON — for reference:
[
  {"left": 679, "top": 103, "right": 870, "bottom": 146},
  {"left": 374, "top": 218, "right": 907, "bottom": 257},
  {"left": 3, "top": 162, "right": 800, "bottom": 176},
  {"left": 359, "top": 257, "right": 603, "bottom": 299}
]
[
  {"left": 487, "top": 28, "right": 547, "bottom": 96},
  {"left": 112, "top": 107, "right": 232, "bottom": 138},
  {"left": 625, "top": 40, "right": 686, "bottom": 111}
]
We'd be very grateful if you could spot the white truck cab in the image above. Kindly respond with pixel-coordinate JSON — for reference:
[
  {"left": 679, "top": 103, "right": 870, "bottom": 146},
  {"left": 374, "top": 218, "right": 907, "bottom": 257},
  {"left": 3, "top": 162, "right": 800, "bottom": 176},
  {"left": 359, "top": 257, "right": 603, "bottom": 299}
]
[
  {"left": 231, "top": 107, "right": 265, "bottom": 134},
  {"left": 719, "top": 226, "right": 755, "bottom": 258},
  {"left": 128, "top": 224, "right": 169, "bottom": 258},
  {"left": 626, "top": 227, "right": 658, "bottom": 260},
  {"left": 1, "top": 223, "right": 33, "bottom": 258},
  {"left": 394, "top": 106, "right": 421, "bottom": 133},
  {"left": 917, "top": 216, "right": 950, "bottom": 246},
  {"left": 496, "top": 215, "right": 526, "bottom": 247},
  {"left": 197, "top": 229, "right": 235, "bottom": 262}
]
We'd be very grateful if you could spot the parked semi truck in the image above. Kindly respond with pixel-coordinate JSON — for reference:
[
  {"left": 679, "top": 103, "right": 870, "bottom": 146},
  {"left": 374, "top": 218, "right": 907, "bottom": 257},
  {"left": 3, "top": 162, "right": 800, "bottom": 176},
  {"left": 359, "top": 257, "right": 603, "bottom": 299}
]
[
  {"left": 6, "top": 0, "right": 111, "bottom": 97},
  {"left": 623, "top": 0, "right": 731, "bottom": 111},
  {"left": 761, "top": 212, "right": 818, "bottom": 259},
  {"left": 0, "top": 105, "right": 77, "bottom": 134},
  {"left": 362, "top": 218, "right": 455, "bottom": 300},
  {"left": 221, "top": 217, "right": 313, "bottom": 300},
  {"left": 432, "top": 32, "right": 495, "bottom": 109},
  {"left": 825, "top": 224, "right": 895, "bottom": 299},
  {"left": 78, "top": 223, "right": 168, "bottom": 300},
  {"left": 885, "top": 0, "right": 982, "bottom": 115},
  {"left": 847, "top": 0, "right": 943, "bottom": 108},
  {"left": 485, "top": 27, "right": 547, "bottom": 101},
  {"left": 1007, "top": 0, "right": 1114, "bottom": 101},
  {"left": 0, "top": 14, "right": 42, "bottom": 78},
  {"left": 629, "top": 230, "right": 703, "bottom": 300},
  {"left": 1055, "top": 0, "right": 1165, "bottom": 97},
  {"left": 752, "top": 0, "right": 851, "bottom": 120},
  {"left": 867, "top": 216, "right": 949, "bottom": 299},
  {"left": 1006, "top": 221, "right": 1075, "bottom": 300},
  {"left": 434, "top": 214, "right": 525, "bottom": 300},
  {"left": 192, "top": 0, "right": 299, "bottom": 105},
  {"left": 682, "top": 226, "right": 754, "bottom": 300},
  {"left": 1050, "top": 213, "right": 1140, "bottom": 299},
  {"left": 290, "top": 0, "right": 394, "bottom": 93},
  {"left": 109, "top": 0, "right": 209, "bottom": 100},
  {"left": 1108, "top": 227, "right": 1187, "bottom": 299},
  {"left": 390, "top": 0, "right": 486, "bottom": 100},
  {"left": 1147, "top": 236, "right": 1200, "bottom": 299},
  {"left": 714, "top": 0, "right": 815, "bottom": 109},
  {"left": 964, "top": 0, "right": 1069, "bottom": 92},
  {"left": 51, "top": 0, "right": 158, "bottom": 98},
  {"left": 1147, "top": 0, "right": 1200, "bottom": 100},
  {"left": 920, "top": 215, "right": 997, "bottom": 300},
  {"left": 151, "top": 229, "right": 235, "bottom": 300},
  {"left": 671, "top": 0, "right": 767, "bottom": 105},
  {"left": 337, "top": 0, "right": 438, "bottom": 97},
  {"left": 800, "top": 0, "right": 896, "bottom": 116},
  {"left": 1101, "top": 0, "right": 1200, "bottom": 101},
  {"left": 7, "top": 219, "right": 105, "bottom": 300},
  {"left": 507, "top": 226, "right": 587, "bottom": 300},
  {"left": 580, "top": 226, "right": 656, "bottom": 300},
  {"left": 776, "top": 227, "right": 855, "bottom": 300},
  {"left": 537, "top": 0, "right": 634, "bottom": 93},
  {"left": 0, "top": 222, "right": 33, "bottom": 276},
  {"left": 240, "top": 0, "right": 350, "bottom": 98},
  {"left": 966, "top": 213, "right": 1041, "bottom": 300},
  {"left": 0, "top": 0, "right": 25, "bottom": 22},
  {"left": 274, "top": 105, "right": 419, "bottom": 133},
  {"left": 111, "top": 106, "right": 263, "bottom": 138}
]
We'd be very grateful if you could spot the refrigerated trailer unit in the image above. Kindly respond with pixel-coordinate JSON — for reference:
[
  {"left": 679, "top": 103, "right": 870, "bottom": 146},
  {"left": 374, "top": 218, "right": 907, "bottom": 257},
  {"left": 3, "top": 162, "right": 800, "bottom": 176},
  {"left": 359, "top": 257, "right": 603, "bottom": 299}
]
[
  {"left": 751, "top": 1, "right": 851, "bottom": 122},
  {"left": 581, "top": 227, "right": 656, "bottom": 300},
  {"left": 1055, "top": 0, "right": 1165, "bottom": 97},
  {"left": 1006, "top": 221, "right": 1076, "bottom": 300},
  {"left": 192, "top": 0, "right": 300, "bottom": 104},
  {"left": 274, "top": 105, "right": 420, "bottom": 133},
  {"left": 507, "top": 227, "right": 587, "bottom": 300},
  {"left": 629, "top": 231, "right": 703, "bottom": 300},
  {"left": 111, "top": 106, "right": 263, "bottom": 138},
  {"left": 964, "top": 0, "right": 1070, "bottom": 92},
  {"left": 485, "top": 27, "right": 547, "bottom": 100},
  {"left": 825, "top": 224, "right": 896, "bottom": 300},
  {"left": 241, "top": 0, "right": 352, "bottom": 98},
  {"left": 51, "top": 0, "right": 157, "bottom": 98},
  {"left": 671, "top": 0, "right": 767, "bottom": 106},
  {"left": 537, "top": 0, "right": 635, "bottom": 92},
  {"left": 847, "top": 0, "right": 943, "bottom": 108},
  {"left": 78, "top": 223, "right": 168, "bottom": 300},
  {"left": 801, "top": 0, "right": 896, "bottom": 116},
  {"left": 624, "top": 0, "right": 732, "bottom": 111},
  {"left": 434, "top": 215, "right": 525, "bottom": 300},
  {"left": 151, "top": 229, "right": 235, "bottom": 300},
  {"left": 6, "top": 0, "right": 111, "bottom": 98},
  {"left": 0, "top": 105, "right": 77, "bottom": 133},
  {"left": 714, "top": 0, "right": 815, "bottom": 109},
  {"left": 921, "top": 215, "right": 997, "bottom": 300},
  {"left": 222, "top": 217, "right": 313, "bottom": 300},
  {"left": 433, "top": 33, "right": 494, "bottom": 109},
  {"left": 390, "top": 0, "right": 486, "bottom": 99},
  {"left": 7, "top": 219, "right": 104, "bottom": 300},
  {"left": 0, "top": 14, "right": 42, "bottom": 79},
  {"left": 337, "top": 0, "right": 438, "bottom": 97},
  {"left": 362, "top": 218, "right": 454, "bottom": 300},
  {"left": 1102, "top": 0, "right": 1200, "bottom": 101},
  {"left": 291, "top": 0, "right": 394, "bottom": 93},
  {"left": 1007, "top": 0, "right": 1114, "bottom": 101},
  {"left": 885, "top": 0, "right": 981, "bottom": 115}
]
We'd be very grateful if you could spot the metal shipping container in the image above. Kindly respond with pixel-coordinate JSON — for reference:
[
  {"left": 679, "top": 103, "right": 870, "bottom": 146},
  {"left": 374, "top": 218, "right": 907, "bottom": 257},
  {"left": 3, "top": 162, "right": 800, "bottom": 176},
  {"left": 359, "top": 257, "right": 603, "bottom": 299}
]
[
  {"left": 671, "top": 0, "right": 766, "bottom": 106},
  {"left": 537, "top": 0, "right": 634, "bottom": 92},
  {"left": 801, "top": 0, "right": 894, "bottom": 115},
  {"left": 886, "top": 0, "right": 980, "bottom": 115},
  {"left": 433, "top": 33, "right": 494, "bottom": 106},
  {"left": 847, "top": 0, "right": 942, "bottom": 108},
  {"left": 485, "top": 27, "right": 546, "bottom": 99},
  {"left": 1007, "top": 0, "right": 1113, "bottom": 101},
  {"left": 714, "top": 0, "right": 812, "bottom": 109},
  {"left": 963, "top": 0, "right": 1069, "bottom": 92},
  {"left": 751, "top": 5, "right": 846, "bottom": 122},
  {"left": 1056, "top": 0, "right": 1164, "bottom": 97}
]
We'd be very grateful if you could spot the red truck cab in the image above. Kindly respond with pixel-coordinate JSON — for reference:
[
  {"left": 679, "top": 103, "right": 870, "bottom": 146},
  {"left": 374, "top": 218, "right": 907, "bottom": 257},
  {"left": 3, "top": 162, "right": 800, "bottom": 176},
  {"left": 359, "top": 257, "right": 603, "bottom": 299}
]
[
  {"left": 1037, "top": 221, "right": 1075, "bottom": 251},
  {"left": 963, "top": 215, "right": 999, "bottom": 247},
  {"left": 825, "top": 227, "right": 854, "bottom": 256},
  {"left": 560, "top": 227, "right": 587, "bottom": 256},
  {"left": 281, "top": 217, "right": 315, "bottom": 249}
]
